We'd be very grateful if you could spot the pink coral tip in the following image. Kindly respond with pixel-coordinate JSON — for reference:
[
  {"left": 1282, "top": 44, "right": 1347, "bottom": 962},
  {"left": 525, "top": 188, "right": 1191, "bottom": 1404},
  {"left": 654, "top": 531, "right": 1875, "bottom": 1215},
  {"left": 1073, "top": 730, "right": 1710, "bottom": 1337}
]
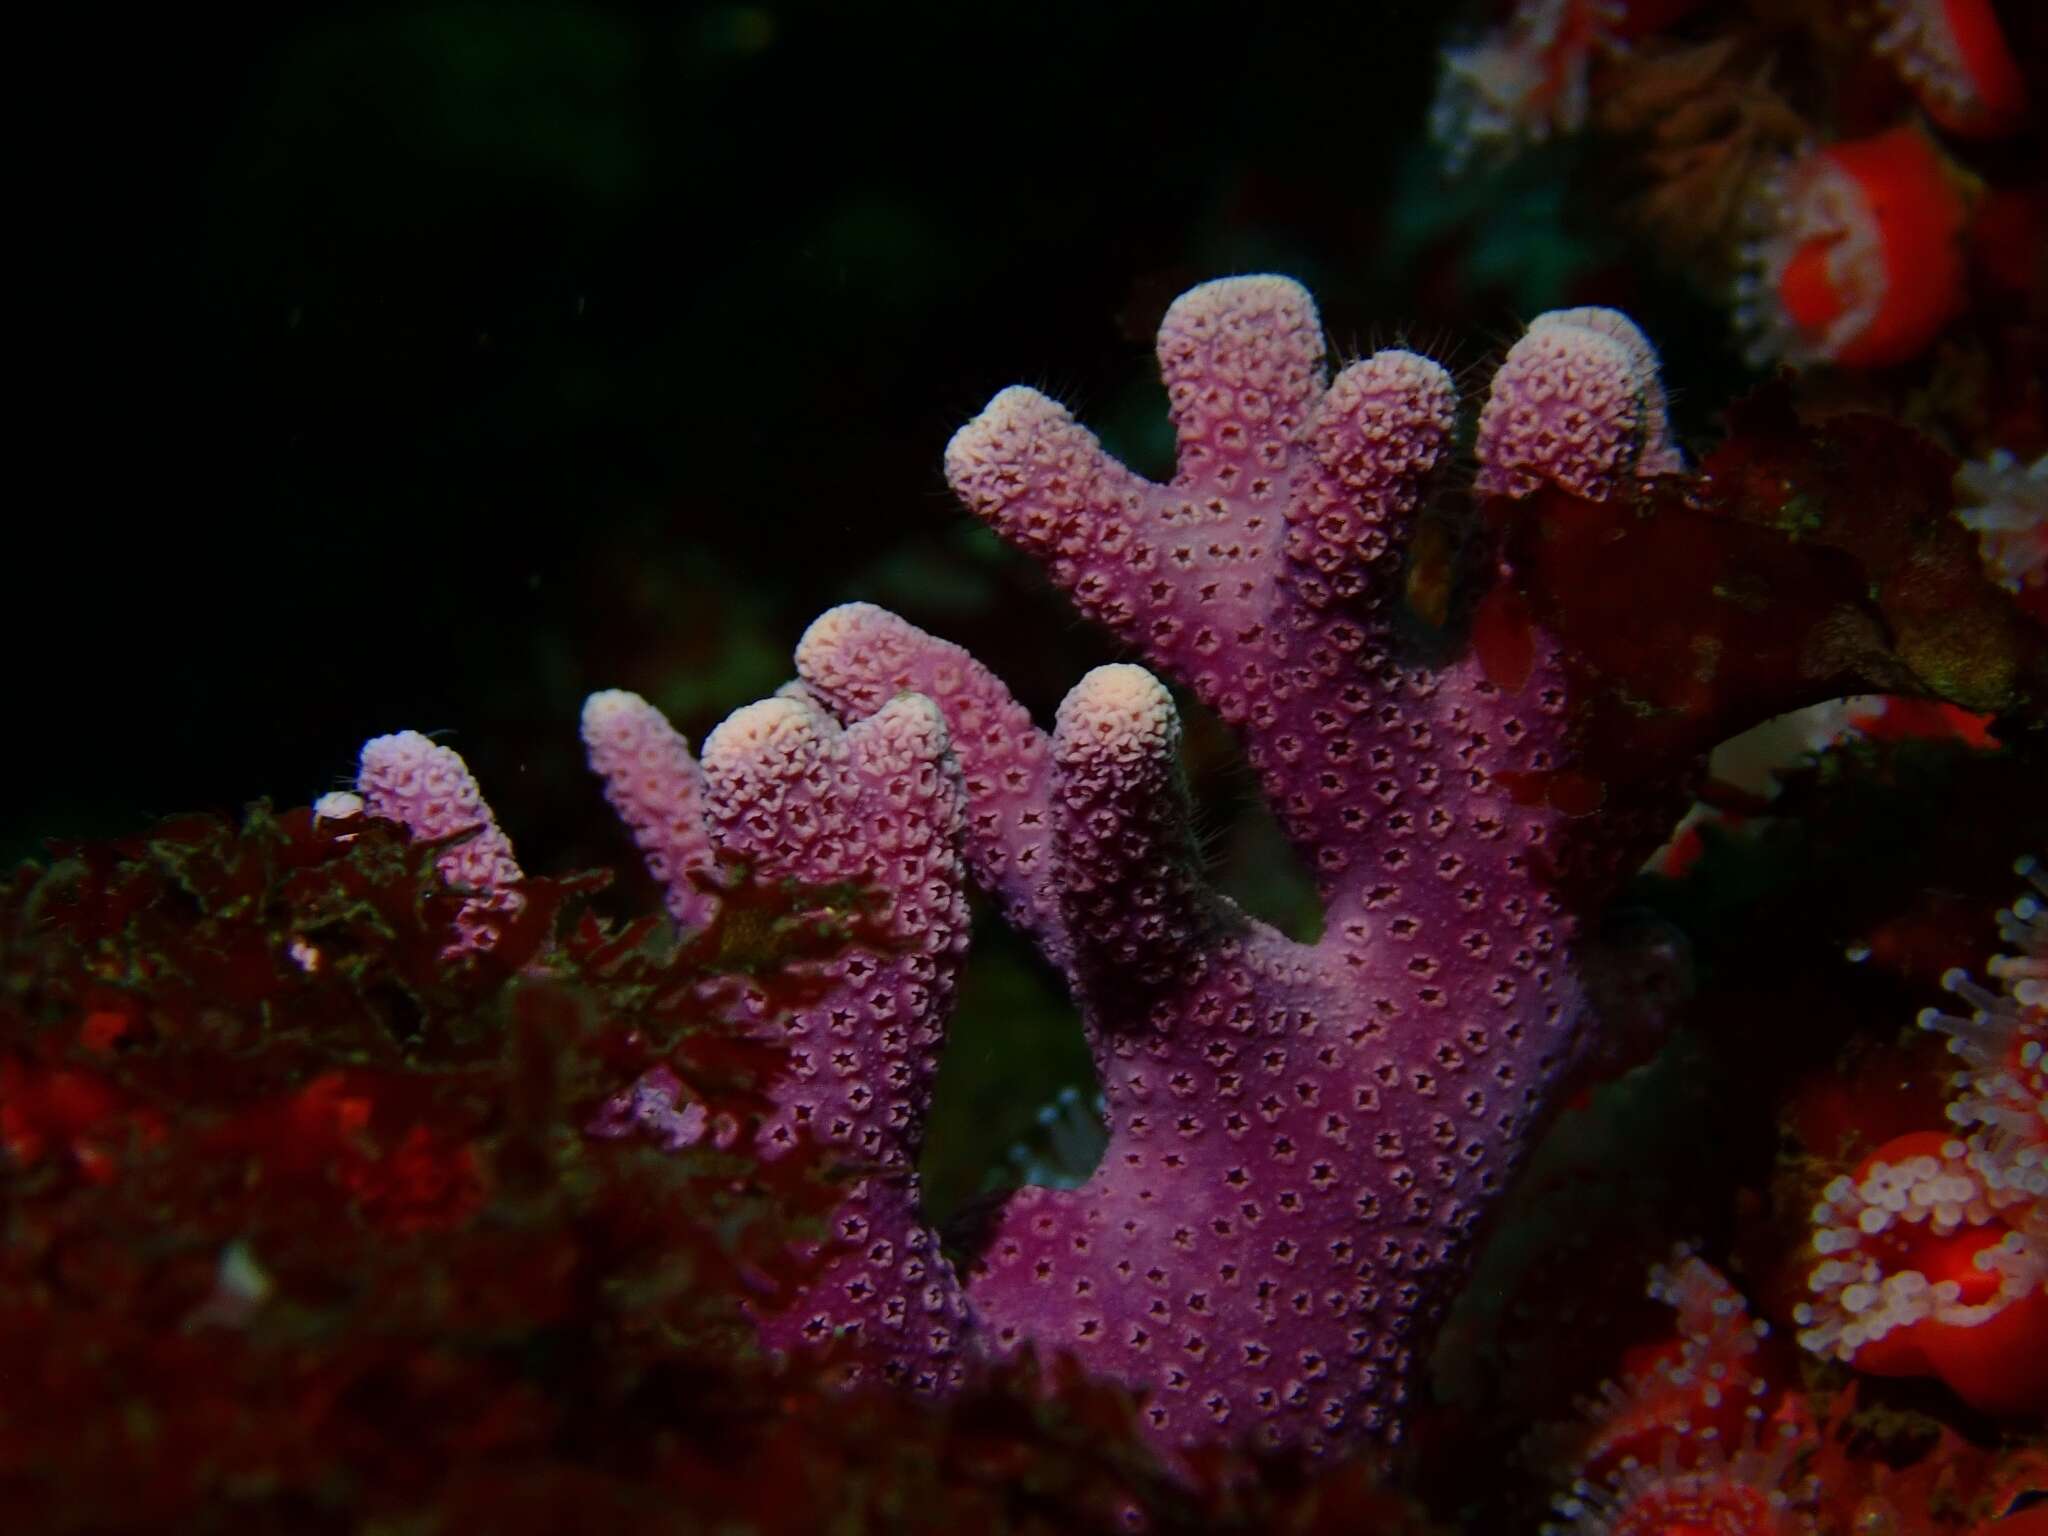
[{"left": 1476, "top": 308, "right": 1682, "bottom": 501}]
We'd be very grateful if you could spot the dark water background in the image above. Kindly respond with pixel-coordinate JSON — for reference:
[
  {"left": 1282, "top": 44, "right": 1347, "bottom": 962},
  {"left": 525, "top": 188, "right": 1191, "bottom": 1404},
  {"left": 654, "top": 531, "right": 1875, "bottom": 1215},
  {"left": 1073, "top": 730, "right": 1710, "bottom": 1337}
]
[
  {"left": 17, "top": 1, "right": 1752, "bottom": 861},
  {"left": 20, "top": 0, "right": 1760, "bottom": 1216}
]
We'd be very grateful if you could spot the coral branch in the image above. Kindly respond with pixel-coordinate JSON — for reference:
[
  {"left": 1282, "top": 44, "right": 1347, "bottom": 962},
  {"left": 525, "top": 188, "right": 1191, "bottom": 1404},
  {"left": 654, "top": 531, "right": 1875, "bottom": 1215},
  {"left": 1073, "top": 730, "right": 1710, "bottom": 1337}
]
[
  {"left": 949, "top": 278, "right": 1481, "bottom": 921},
  {"left": 697, "top": 690, "right": 976, "bottom": 1390},
  {"left": 1474, "top": 308, "right": 1683, "bottom": 502},
  {"left": 1286, "top": 347, "right": 1459, "bottom": 610},
  {"left": 796, "top": 601, "right": 1067, "bottom": 964},
  {"left": 581, "top": 689, "right": 719, "bottom": 931},
  {"left": 1050, "top": 664, "right": 1228, "bottom": 1012},
  {"left": 343, "top": 688, "right": 978, "bottom": 1394},
  {"left": 330, "top": 277, "right": 1702, "bottom": 1461},
  {"left": 800, "top": 277, "right": 1689, "bottom": 1456},
  {"left": 350, "top": 731, "right": 525, "bottom": 955}
]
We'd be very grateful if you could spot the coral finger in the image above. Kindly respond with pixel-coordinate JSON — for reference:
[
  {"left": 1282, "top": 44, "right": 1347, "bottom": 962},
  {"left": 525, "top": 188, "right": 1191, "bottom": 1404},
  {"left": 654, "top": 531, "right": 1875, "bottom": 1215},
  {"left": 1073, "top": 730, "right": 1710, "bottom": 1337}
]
[
  {"left": 943, "top": 384, "right": 1154, "bottom": 641},
  {"left": 1156, "top": 276, "right": 1327, "bottom": 502},
  {"left": 1052, "top": 664, "right": 1226, "bottom": 1008},
  {"left": 797, "top": 602, "right": 1068, "bottom": 962},
  {"left": 1475, "top": 308, "right": 1681, "bottom": 503},
  {"left": 699, "top": 694, "right": 857, "bottom": 887},
  {"left": 843, "top": 693, "right": 974, "bottom": 968},
  {"left": 1283, "top": 347, "right": 1457, "bottom": 620},
  {"left": 703, "top": 697, "right": 975, "bottom": 1390},
  {"left": 354, "top": 731, "right": 525, "bottom": 955},
  {"left": 580, "top": 689, "right": 719, "bottom": 932}
]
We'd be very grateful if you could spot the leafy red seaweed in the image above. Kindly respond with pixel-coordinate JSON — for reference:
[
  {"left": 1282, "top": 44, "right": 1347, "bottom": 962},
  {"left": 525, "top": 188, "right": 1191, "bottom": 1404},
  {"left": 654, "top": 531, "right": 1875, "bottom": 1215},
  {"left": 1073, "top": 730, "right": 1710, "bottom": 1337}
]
[
  {"left": 1490, "top": 381, "right": 2047, "bottom": 784},
  {"left": 0, "top": 805, "right": 1436, "bottom": 1534}
]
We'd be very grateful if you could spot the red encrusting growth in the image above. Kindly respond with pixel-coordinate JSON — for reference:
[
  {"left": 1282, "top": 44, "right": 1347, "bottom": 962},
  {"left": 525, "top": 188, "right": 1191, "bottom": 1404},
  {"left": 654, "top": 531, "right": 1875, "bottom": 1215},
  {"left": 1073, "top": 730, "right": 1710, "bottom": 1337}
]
[
  {"left": 1874, "top": 0, "right": 2030, "bottom": 140},
  {"left": 13, "top": 806, "right": 1410, "bottom": 1529},
  {"left": 1544, "top": 1254, "right": 1814, "bottom": 1536},
  {"left": 1794, "top": 862, "right": 2048, "bottom": 1417},
  {"left": 1797, "top": 1129, "right": 2047, "bottom": 1415},
  {"left": 1738, "top": 127, "right": 1968, "bottom": 369},
  {"left": 1430, "top": 0, "right": 1707, "bottom": 170}
]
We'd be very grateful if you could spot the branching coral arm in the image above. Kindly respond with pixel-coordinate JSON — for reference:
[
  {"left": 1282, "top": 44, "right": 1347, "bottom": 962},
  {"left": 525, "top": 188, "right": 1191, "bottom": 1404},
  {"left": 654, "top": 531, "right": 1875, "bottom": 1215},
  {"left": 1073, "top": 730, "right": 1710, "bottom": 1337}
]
[
  {"left": 1474, "top": 307, "right": 1683, "bottom": 502},
  {"left": 697, "top": 691, "right": 975, "bottom": 1391},
  {"left": 796, "top": 601, "right": 1069, "bottom": 966},
  {"left": 349, "top": 691, "right": 976, "bottom": 1390},
  {"left": 1281, "top": 346, "right": 1459, "bottom": 633},
  {"left": 1050, "top": 664, "right": 1240, "bottom": 1016},
  {"left": 337, "top": 278, "right": 1701, "bottom": 1463},
  {"left": 351, "top": 731, "right": 526, "bottom": 955},
  {"left": 581, "top": 689, "right": 720, "bottom": 932},
  {"left": 793, "top": 283, "right": 1694, "bottom": 1457},
  {"left": 943, "top": 278, "right": 1325, "bottom": 677}
]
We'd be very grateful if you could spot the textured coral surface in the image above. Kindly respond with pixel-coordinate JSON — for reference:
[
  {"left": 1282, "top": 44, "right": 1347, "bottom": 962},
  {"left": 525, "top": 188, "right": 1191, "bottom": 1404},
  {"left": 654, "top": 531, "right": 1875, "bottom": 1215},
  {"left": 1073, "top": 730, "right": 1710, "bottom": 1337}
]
[
  {"left": 324, "top": 277, "right": 1692, "bottom": 1460},
  {"left": 787, "top": 277, "right": 1688, "bottom": 1454}
]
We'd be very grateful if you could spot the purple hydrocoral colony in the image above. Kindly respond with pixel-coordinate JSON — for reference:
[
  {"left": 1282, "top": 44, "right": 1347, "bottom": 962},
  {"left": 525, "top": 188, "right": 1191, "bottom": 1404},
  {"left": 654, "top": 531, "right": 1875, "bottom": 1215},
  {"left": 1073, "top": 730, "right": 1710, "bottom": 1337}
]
[
  {"left": 792, "top": 276, "right": 1685, "bottom": 1454},
  {"left": 337, "top": 275, "right": 1689, "bottom": 1460}
]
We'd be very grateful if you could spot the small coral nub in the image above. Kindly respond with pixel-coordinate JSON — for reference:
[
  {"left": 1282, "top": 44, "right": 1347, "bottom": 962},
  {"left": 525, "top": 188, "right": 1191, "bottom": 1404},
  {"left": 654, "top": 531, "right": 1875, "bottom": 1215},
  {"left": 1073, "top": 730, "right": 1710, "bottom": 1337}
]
[
  {"left": 1475, "top": 307, "right": 1682, "bottom": 501},
  {"left": 354, "top": 731, "right": 525, "bottom": 954},
  {"left": 581, "top": 689, "right": 719, "bottom": 931}
]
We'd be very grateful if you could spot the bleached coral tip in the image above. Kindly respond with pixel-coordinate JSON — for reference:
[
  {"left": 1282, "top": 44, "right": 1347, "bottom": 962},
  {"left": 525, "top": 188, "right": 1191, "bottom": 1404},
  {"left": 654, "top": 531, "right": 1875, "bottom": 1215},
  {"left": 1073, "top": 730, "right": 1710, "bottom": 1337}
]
[
  {"left": 581, "top": 688, "right": 654, "bottom": 735},
  {"left": 1056, "top": 665, "right": 1178, "bottom": 757},
  {"left": 702, "top": 694, "right": 826, "bottom": 761},
  {"left": 313, "top": 791, "right": 364, "bottom": 823},
  {"left": 1162, "top": 273, "right": 1316, "bottom": 325}
]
